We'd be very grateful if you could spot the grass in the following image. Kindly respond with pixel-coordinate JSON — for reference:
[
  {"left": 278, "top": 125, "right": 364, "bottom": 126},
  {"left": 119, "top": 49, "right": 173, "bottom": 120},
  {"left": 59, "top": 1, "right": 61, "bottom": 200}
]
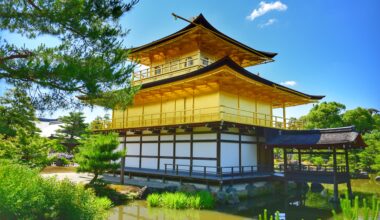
[{"left": 147, "top": 191, "right": 215, "bottom": 209}]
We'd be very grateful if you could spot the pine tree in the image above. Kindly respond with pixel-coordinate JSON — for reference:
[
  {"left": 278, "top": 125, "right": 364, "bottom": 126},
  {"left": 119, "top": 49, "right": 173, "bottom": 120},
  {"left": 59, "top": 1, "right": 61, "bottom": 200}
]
[
  {"left": 56, "top": 112, "right": 88, "bottom": 152},
  {"left": 75, "top": 133, "right": 123, "bottom": 184}
]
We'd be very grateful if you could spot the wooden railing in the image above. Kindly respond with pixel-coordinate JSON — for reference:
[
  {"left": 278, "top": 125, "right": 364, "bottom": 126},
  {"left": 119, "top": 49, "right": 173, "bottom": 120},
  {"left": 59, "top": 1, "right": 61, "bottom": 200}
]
[
  {"left": 92, "top": 105, "right": 305, "bottom": 130},
  {"left": 133, "top": 56, "right": 214, "bottom": 84},
  {"left": 163, "top": 164, "right": 273, "bottom": 180},
  {"left": 274, "top": 164, "right": 348, "bottom": 173}
]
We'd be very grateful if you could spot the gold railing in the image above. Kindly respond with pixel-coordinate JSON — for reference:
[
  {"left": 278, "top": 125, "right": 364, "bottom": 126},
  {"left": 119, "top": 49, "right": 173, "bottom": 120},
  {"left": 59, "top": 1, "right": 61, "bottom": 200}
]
[
  {"left": 133, "top": 56, "right": 214, "bottom": 84},
  {"left": 92, "top": 106, "right": 304, "bottom": 130}
]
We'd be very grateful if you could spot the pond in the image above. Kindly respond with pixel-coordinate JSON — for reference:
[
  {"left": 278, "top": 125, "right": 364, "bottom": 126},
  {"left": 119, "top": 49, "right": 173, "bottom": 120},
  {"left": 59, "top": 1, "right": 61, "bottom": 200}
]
[{"left": 108, "top": 178, "right": 380, "bottom": 220}]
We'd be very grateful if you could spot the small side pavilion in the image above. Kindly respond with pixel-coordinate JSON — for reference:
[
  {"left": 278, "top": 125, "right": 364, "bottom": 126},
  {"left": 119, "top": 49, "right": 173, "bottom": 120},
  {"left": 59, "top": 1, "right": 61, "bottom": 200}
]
[{"left": 265, "top": 126, "right": 367, "bottom": 202}]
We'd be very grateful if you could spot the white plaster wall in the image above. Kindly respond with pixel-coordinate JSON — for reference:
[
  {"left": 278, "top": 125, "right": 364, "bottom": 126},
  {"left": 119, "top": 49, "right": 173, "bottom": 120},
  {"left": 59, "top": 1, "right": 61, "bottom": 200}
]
[
  {"left": 176, "top": 134, "right": 190, "bottom": 140},
  {"left": 221, "top": 142, "right": 239, "bottom": 167},
  {"left": 193, "top": 133, "right": 216, "bottom": 140},
  {"left": 142, "top": 135, "right": 158, "bottom": 141},
  {"left": 175, "top": 159, "right": 190, "bottom": 166},
  {"left": 141, "top": 158, "right": 158, "bottom": 169},
  {"left": 141, "top": 143, "right": 158, "bottom": 156},
  {"left": 242, "top": 135, "right": 256, "bottom": 142},
  {"left": 159, "top": 159, "right": 173, "bottom": 170},
  {"left": 160, "top": 143, "right": 173, "bottom": 156},
  {"left": 161, "top": 135, "right": 174, "bottom": 141},
  {"left": 126, "top": 143, "right": 140, "bottom": 155},
  {"left": 125, "top": 157, "right": 139, "bottom": 168},
  {"left": 118, "top": 137, "right": 125, "bottom": 142},
  {"left": 241, "top": 143, "right": 257, "bottom": 167},
  {"left": 176, "top": 142, "right": 190, "bottom": 157},
  {"left": 192, "top": 160, "right": 217, "bottom": 173},
  {"left": 221, "top": 133, "right": 239, "bottom": 141},
  {"left": 193, "top": 142, "right": 216, "bottom": 158},
  {"left": 126, "top": 136, "right": 140, "bottom": 142}
]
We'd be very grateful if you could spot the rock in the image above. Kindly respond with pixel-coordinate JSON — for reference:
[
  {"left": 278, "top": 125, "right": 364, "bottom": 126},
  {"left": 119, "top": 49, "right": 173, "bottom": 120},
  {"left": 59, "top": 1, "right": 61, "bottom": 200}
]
[
  {"left": 215, "top": 191, "right": 227, "bottom": 204},
  {"left": 310, "top": 183, "right": 324, "bottom": 193},
  {"left": 178, "top": 184, "right": 197, "bottom": 193},
  {"left": 225, "top": 185, "right": 237, "bottom": 193},
  {"left": 375, "top": 176, "right": 380, "bottom": 182},
  {"left": 320, "top": 189, "right": 328, "bottom": 197},
  {"left": 137, "top": 186, "right": 149, "bottom": 199},
  {"left": 226, "top": 191, "right": 240, "bottom": 205},
  {"left": 164, "top": 185, "right": 178, "bottom": 192}
]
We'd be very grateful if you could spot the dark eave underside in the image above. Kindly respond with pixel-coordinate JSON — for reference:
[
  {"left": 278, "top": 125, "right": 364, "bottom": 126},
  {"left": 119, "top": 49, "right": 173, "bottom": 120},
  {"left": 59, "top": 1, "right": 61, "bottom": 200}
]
[
  {"left": 140, "top": 56, "right": 325, "bottom": 101},
  {"left": 130, "top": 14, "right": 277, "bottom": 59}
]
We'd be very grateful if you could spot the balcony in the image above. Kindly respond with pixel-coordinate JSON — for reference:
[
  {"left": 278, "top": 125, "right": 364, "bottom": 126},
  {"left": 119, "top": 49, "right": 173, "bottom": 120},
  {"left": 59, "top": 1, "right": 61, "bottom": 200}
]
[
  {"left": 132, "top": 56, "right": 214, "bottom": 85},
  {"left": 92, "top": 105, "right": 304, "bottom": 130}
]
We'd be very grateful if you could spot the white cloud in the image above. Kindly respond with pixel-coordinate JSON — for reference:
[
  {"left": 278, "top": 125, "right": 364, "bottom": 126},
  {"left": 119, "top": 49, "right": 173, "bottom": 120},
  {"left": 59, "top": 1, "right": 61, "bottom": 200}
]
[
  {"left": 280, "top": 81, "right": 297, "bottom": 86},
  {"left": 258, "top": 18, "right": 277, "bottom": 28},
  {"left": 246, "top": 1, "right": 287, "bottom": 21}
]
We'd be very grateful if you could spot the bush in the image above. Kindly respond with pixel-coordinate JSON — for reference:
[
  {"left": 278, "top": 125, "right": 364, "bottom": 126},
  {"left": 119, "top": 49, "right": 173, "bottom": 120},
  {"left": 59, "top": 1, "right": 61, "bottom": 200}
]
[
  {"left": 146, "top": 191, "right": 214, "bottom": 209},
  {"left": 0, "top": 161, "right": 111, "bottom": 219}
]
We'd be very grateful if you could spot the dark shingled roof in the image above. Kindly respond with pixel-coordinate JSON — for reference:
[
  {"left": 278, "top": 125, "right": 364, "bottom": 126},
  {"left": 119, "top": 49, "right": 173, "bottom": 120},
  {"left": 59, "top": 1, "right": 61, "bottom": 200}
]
[
  {"left": 141, "top": 56, "right": 325, "bottom": 100},
  {"left": 131, "top": 14, "right": 277, "bottom": 59},
  {"left": 265, "top": 126, "right": 367, "bottom": 148}
]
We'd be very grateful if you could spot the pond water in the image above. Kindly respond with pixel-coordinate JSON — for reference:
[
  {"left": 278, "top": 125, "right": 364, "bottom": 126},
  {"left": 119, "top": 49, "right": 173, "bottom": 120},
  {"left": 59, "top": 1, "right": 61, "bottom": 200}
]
[{"left": 108, "top": 179, "right": 380, "bottom": 220}]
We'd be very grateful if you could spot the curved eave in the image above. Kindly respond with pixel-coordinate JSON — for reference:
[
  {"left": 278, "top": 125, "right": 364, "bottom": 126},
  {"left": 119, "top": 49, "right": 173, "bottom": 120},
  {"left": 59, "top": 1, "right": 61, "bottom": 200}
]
[
  {"left": 140, "top": 57, "right": 324, "bottom": 101},
  {"left": 130, "top": 14, "right": 277, "bottom": 60}
]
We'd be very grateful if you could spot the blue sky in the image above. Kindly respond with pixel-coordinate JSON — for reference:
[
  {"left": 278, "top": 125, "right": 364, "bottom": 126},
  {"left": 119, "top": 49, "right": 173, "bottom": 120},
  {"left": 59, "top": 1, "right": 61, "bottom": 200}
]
[{"left": 1, "top": 0, "right": 379, "bottom": 122}]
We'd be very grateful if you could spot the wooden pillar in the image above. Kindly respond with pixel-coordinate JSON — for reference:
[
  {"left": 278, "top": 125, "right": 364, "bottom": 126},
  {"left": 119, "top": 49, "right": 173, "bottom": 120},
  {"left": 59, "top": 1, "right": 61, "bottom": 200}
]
[
  {"left": 344, "top": 146, "right": 353, "bottom": 197},
  {"left": 120, "top": 132, "right": 127, "bottom": 184},
  {"left": 283, "top": 148, "right": 288, "bottom": 172},
  {"left": 216, "top": 130, "right": 221, "bottom": 175},
  {"left": 282, "top": 103, "right": 286, "bottom": 129},
  {"left": 298, "top": 148, "right": 302, "bottom": 170},
  {"left": 333, "top": 146, "right": 339, "bottom": 202},
  {"left": 157, "top": 132, "right": 161, "bottom": 170},
  {"left": 139, "top": 134, "right": 142, "bottom": 168},
  {"left": 238, "top": 133, "right": 242, "bottom": 172},
  {"left": 173, "top": 131, "right": 176, "bottom": 168},
  {"left": 190, "top": 130, "right": 193, "bottom": 175}
]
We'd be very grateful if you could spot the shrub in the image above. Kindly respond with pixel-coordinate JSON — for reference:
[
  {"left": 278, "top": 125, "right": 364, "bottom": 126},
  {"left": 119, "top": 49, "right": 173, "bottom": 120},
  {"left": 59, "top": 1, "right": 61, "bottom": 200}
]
[
  {"left": 0, "top": 161, "right": 111, "bottom": 219},
  {"left": 146, "top": 191, "right": 215, "bottom": 209},
  {"left": 147, "top": 193, "right": 161, "bottom": 207}
]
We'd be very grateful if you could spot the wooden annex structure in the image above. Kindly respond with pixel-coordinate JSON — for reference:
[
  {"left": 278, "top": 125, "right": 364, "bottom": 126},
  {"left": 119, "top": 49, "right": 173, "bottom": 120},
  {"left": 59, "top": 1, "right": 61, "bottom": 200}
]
[{"left": 92, "top": 14, "right": 366, "bottom": 197}]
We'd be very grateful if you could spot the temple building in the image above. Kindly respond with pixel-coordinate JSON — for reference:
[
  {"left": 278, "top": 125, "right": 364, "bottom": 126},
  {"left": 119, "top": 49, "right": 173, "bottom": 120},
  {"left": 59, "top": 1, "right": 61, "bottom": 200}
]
[{"left": 93, "top": 14, "right": 366, "bottom": 201}]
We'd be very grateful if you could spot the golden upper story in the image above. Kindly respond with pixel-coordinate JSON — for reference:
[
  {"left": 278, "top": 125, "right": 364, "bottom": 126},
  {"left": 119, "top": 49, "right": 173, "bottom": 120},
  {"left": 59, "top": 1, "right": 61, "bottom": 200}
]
[{"left": 92, "top": 14, "right": 324, "bottom": 131}]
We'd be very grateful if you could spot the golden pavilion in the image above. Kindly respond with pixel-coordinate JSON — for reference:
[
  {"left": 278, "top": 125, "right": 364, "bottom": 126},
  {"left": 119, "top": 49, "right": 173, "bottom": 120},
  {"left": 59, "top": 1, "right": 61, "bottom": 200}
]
[{"left": 93, "top": 14, "right": 365, "bottom": 201}]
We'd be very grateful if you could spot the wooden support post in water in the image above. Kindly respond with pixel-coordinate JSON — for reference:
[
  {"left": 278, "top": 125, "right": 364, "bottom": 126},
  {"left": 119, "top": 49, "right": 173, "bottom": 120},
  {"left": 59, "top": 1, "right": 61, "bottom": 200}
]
[
  {"left": 298, "top": 148, "right": 302, "bottom": 171},
  {"left": 333, "top": 146, "right": 339, "bottom": 202},
  {"left": 283, "top": 148, "right": 288, "bottom": 172},
  {"left": 345, "top": 146, "right": 353, "bottom": 198}
]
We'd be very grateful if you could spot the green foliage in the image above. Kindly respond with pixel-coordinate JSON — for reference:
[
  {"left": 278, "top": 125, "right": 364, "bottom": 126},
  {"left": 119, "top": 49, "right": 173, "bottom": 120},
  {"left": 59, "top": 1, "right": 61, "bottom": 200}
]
[
  {"left": 56, "top": 112, "right": 88, "bottom": 152},
  {"left": 146, "top": 191, "right": 215, "bottom": 209},
  {"left": 343, "top": 108, "right": 375, "bottom": 133},
  {"left": 302, "top": 102, "right": 346, "bottom": 129},
  {"left": 75, "top": 132, "right": 123, "bottom": 184},
  {"left": 359, "top": 130, "right": 380, "bottom": 172},
  {"left": 332, "top": 193, "right": 380, "bottom": 220},
  {"left": 0, "top": 88, "right": 39, "bottom": 137},
  {"left": 0, "top": 128, "right": 57, "bottom": 168},
  {"left": 0, "top": 0, "right": 139, "bottom": 111},
  {"left": 0, "top": 161, "right": 111, "bottom": 220}
]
